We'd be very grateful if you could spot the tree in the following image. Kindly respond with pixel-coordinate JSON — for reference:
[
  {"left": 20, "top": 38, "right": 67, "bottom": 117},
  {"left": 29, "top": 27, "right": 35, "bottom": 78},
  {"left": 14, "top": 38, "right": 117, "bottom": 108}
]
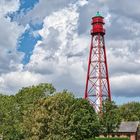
[
  {"left": 0, "top": 95, "right": 23, "bottom": 140},
  {"left": 15, "top": 83, "right": 56, "bottom": 105},
  {"left": 99, "top": 99, "right": 121, "bottom": 136},
  {"left": 22, "top": 91, "right": 100, "bottom": 140},
  {"left": 15, "top": 83, "right": 56, "bottom": 120},
  {"left": 119, "top": 102, "right": 140, "bottom": 121},
  {"left": 0, "top": 83, "right": 56, "bottom": 139}
]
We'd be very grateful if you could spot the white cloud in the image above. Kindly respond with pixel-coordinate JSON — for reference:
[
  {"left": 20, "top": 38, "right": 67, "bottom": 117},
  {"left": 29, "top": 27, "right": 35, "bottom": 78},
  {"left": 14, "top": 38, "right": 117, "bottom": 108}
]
[
  {"left": 0, "top": 0, "right": 24, "bottom": 74},
  {"left": 0, "top": 0, "right": 20, "bottom": 17},
  {"left": 0, "top": 0, "right": 140, "bottom": 101},
  {"left": 111, "top": 74, "right": 140, "bottom": 97},
  {"left": 25, "top": 1, "right": 88, "bottom": 96},
  {"left": 0, "top": 71, "right": 46, "bottom": 94},
  {"left": 0, "top": 0, "right": 89, "bottom": 94},
  {"left": 0, "top": 0, "right": 26, "bottom": 94},
  {"left": 15, "top": 0, "right": 72, "bottom": 25},
  {"left": 98, "top": 0, "right": 109, "bottom": 3},
  {"left": 77, "top": 0, "right": 88, "bottom": 6},
  {"left": 105, "top": 12, "right": 111, "bottom": 27},
  {"left": 107, "top": 39, "right": 140, "bottom": 76}
]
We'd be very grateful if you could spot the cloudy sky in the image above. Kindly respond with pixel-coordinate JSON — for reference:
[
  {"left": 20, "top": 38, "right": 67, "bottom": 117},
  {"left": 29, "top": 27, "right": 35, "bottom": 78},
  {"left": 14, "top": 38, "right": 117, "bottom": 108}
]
[{"left": 0, "top": 0, "right": 140, "bottom": 104}]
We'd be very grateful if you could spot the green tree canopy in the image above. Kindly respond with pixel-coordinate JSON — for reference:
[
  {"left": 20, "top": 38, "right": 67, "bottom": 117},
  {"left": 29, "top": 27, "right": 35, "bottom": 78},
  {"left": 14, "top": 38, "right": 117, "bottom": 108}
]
[
  {"left": 22, "top": 91, "right": 100, "bottom": 140},
  {"left": 0, "top": 83, "right": 139, "bottom": 139},
  {"left": 15, "top": 83, "right": 55, "bottom": 105},
  {"left": 119, "top": 102, "right": 140, "bottom": 121},
  {"left": 99, "top": 99, "right": 121, "bottom": 136},
  {"left": 0, "top": 83, "right": 56, "bottom": 139},
  {"left": 0, "top": 95, "right": 22, "bottom": 139}
]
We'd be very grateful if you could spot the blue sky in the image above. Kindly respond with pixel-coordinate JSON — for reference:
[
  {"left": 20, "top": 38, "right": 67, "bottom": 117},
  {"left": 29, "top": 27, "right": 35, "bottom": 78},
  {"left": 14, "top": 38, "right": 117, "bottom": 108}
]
[
  {"left": 17, "top": 23, "right": 42, "bottom": 64},
  {"left": 0, "top": 0, "right": 140, "bottom": 104},
  {"left": 12, "top": 0, "right": 41, "bottom": 64},
  {"left": 19, "top": 0, "right": 39, "bottom": 10}
]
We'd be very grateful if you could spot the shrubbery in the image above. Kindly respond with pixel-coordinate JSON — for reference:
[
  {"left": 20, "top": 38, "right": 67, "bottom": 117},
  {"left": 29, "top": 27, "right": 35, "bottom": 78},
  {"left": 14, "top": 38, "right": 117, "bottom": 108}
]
[
  {"left": 0, "top": 83, "right": 139, "bottom": 139},
  {"left": 96, "top": 138, "right": 129, "bottom": 140}
]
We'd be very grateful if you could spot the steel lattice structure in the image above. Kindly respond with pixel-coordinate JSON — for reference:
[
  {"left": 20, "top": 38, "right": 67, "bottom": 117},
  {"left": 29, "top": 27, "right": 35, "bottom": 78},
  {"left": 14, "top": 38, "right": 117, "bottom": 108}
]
[{"left": 84, "top": 12, "right": 111, "bottom": 112}]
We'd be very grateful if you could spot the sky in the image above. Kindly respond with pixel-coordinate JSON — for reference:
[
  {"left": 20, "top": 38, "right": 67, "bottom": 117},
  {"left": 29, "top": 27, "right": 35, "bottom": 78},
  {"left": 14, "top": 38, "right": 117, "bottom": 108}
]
[{"left": 0, "top": 0, "right": 140, "bottom": 104}]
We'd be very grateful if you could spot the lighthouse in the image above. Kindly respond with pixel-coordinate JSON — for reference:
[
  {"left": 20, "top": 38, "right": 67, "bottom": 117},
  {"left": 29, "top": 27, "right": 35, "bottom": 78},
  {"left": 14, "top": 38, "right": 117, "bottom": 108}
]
[{"left": 84, "top": 12, "right": 111, "bottom": 112}]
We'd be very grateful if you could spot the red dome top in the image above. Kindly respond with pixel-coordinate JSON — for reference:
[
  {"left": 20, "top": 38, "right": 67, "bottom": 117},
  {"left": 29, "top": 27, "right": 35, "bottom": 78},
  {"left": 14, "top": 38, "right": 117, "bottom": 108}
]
[{"left": 91, "top": 12, "right": 105, "bottom": 35}]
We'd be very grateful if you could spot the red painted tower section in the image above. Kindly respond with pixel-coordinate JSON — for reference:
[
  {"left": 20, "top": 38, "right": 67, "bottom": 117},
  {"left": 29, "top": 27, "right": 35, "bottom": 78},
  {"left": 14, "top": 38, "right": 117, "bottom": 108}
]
[{"left": 84, "top": 12, "right": 111, "bottom": 112}]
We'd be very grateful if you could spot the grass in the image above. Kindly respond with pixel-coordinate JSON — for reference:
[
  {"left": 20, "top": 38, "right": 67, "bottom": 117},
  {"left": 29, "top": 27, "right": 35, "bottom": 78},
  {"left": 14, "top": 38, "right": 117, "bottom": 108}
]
[
  {"left": 87, "top": 138, "right": 130, "bottom": 140},
  {"left": 96, "top": 138, "right": 129, "bottom": 140}
]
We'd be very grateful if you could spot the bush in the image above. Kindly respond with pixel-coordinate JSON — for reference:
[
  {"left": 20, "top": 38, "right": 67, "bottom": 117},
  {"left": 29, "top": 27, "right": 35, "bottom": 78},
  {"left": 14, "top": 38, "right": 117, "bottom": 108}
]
[
  {"left": 88, "top": 138, "right": 130, "bottom": 140},
  {"left": 97, "top": 138, "right": 129, "bottom": 140}
]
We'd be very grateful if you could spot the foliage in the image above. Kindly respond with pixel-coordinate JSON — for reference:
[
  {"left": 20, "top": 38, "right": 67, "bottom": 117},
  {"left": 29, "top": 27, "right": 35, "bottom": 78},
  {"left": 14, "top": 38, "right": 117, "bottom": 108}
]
[
  {"left": 0, "top": 83, "right": 55, "bottom": 139},
  {"left": 95, "top": 138, "right": 129, "bottom": 140},
  {"left": 22, "top": 91, "right": 100, "bottom": 140},
  {"left": 15, "top": 83, "right": 56, "bottom": 105},
  {"left": 88, "top": 138, "right": 130, "bottom": 140},
  {"left": 0, "top": 83, "right": 139, "bottom": 139},
  {"left": 119, "top": 102, "right": 140, "bottom": 121},
  {"left": 99, "top": 99, "right": 121, "bottom": 136},
  {"left": 14, "top": 83, "right": 56, "bottom": 120},
  {"left": 0, "top": 95, "right": 23, "bottom": 140}
]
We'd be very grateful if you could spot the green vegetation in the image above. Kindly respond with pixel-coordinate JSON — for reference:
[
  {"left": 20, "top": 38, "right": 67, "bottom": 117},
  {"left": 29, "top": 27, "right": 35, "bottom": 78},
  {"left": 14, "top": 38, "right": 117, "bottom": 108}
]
[
  {"left": 119, "top": 102, "right": 140, "bottom": 121},
  {"left": 22, "top": 92, "right": 100, "bottom": 140},
  {"left": 99, "top": 100, "right": 121, "bottom": 136},
  {"left": 0, "top": 83, "right": 139, "bottom": 139},
  {"left": 89, "top": 138, "right": 130, "bottom": 140}
]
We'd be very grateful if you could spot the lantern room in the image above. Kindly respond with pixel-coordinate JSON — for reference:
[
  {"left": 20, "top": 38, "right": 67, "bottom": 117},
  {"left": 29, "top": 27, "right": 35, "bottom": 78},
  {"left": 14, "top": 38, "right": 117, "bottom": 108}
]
[{"left": 91, "top": 11, "right": 105, "bottom": 35}]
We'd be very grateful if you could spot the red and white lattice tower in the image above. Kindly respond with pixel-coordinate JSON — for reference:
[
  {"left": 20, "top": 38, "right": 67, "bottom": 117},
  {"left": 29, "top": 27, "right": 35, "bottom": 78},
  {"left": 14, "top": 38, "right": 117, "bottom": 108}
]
[{"left": 84, "top": 12, "right": 111, "bottom": 112}]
